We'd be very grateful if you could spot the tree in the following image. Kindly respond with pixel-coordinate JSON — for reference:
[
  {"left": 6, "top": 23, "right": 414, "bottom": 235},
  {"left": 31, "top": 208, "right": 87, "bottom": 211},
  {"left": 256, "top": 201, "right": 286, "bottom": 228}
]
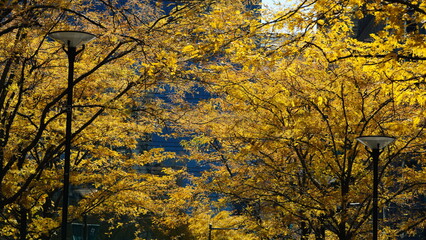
[
  {"left": 178, "top": 45, "right": 425, "bottom": 240},
  {"left": 2, "top": 0, "right": 423, "bottom": 239},
  {"left": 172, "top": 0, "right": 426, "bottom": 239},
  {"left": 0, "top": 0, "right": 236, "bottom": 239}
]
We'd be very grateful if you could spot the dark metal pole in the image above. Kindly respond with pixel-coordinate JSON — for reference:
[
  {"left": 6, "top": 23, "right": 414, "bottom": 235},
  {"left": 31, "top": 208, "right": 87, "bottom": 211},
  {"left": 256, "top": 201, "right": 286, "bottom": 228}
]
[
  {"left": 208, "top": 224, "right": 212, "bottom": 240},
  {"left": 372, "top": 148, "right": 380, "bottom": 240},
  {"left": 83, "top": 215, "right": 88, "bottom": 240},
  {"left": 61, "top": 45, "right": 76, "bottom": 240}
]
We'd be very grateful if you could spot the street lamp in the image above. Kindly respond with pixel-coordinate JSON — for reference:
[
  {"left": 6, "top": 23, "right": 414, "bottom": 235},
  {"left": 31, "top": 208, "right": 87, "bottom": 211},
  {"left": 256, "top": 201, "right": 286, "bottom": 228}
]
[
  {"left": 48, "top": 31, "right": 96, "bottom": 240},
  {"left": 208, "top": 224, "right": 240, "bottom": 240},
  {"left": 356, "top": 135, "right": 395, "bottom": 240}
]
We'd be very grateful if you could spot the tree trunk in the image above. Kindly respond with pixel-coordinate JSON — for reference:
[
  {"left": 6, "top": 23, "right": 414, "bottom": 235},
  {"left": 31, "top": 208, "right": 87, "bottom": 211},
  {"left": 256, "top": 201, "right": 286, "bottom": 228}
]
[{"left": 301, "top": 221, "right": 309, "bottom": 240}]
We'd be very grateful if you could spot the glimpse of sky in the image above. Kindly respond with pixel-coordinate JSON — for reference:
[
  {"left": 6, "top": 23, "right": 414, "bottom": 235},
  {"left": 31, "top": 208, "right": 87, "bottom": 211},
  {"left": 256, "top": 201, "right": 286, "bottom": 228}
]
[
  {"left": 261, "top": 0, "right": 298, "bottom": 32},
  {"left": 261, "top": 0, "right": 297, "bottom": 20},
  {"left": 262, "top": 0, "right": 296, "bottom": 10}
]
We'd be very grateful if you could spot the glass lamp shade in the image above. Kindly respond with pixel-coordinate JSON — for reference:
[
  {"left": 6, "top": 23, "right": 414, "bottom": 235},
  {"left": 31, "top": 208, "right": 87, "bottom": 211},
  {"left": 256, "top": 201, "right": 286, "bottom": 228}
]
[
  {"left": 48, "top": 31, "right": 96, "bottom": 48},
  {"left": 356, "top": 136, "right": 396, "bottom": 150}
]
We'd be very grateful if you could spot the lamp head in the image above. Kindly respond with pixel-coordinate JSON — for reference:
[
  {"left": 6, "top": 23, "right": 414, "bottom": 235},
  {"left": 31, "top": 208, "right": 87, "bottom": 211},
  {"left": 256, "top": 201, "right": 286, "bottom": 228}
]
[
  {"left": 356, "top": 136, "right": 396, "bottom": 150},
  {"left": 48, "top": 31, "right": 96, "bottom": 48}
]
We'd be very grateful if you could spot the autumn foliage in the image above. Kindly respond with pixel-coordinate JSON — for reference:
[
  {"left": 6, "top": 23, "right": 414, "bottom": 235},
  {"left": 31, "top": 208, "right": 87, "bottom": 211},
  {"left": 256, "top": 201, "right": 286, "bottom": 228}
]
[
  {"left": 0, "top": 0, "right": 425, "bottom": 239},
  {"left": 174, "top": 0, "right": 426, "bottom": 239}
]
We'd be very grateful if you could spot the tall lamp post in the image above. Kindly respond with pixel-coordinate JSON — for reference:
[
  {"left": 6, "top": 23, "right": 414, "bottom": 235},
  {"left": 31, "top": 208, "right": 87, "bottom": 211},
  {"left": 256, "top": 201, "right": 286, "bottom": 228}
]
[
  {"left": 48, "top": 31, "right": 96, "bottom": 240},
  {"left": 356, "top": 135, "right": 395, "bottom": 240},
  {"left": 208, "top": 224, "right": 240, "bottom": 240}
]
